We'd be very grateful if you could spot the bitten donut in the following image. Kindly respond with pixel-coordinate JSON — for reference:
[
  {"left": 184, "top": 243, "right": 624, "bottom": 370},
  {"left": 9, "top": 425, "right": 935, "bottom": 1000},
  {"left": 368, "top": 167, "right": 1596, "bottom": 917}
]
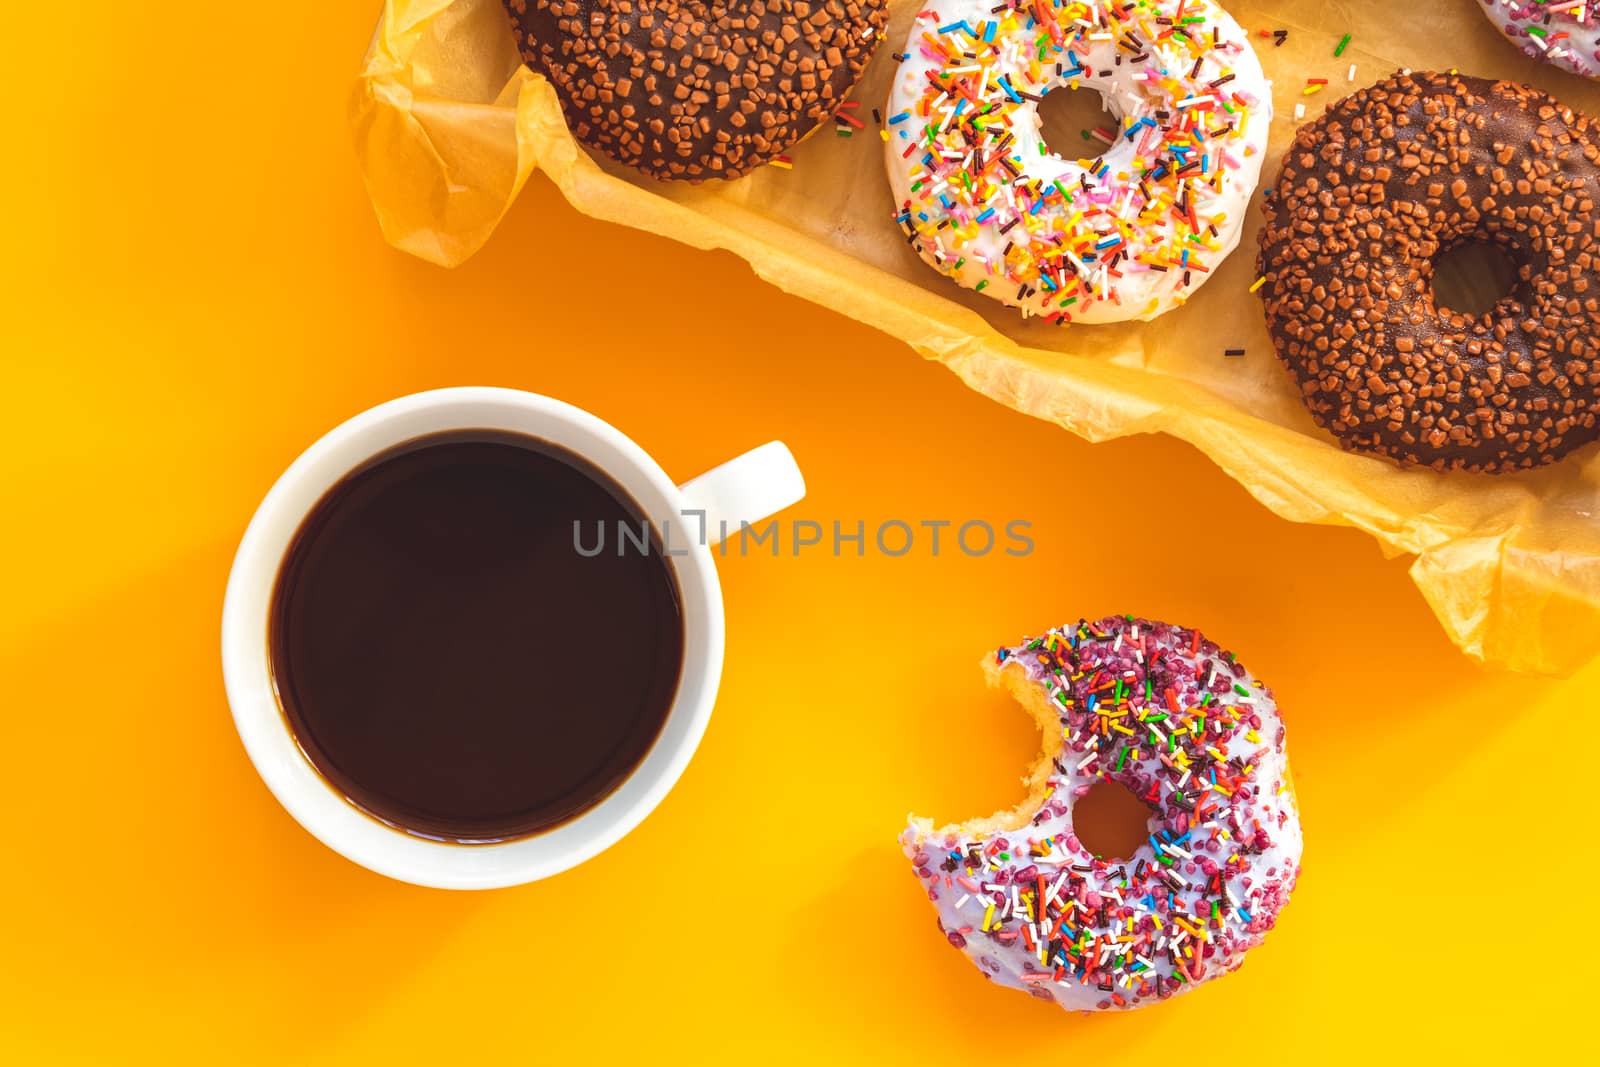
[
  {"left": 885, "top": 0, "right": 1272, "bottom": 324},
  {"left": 504, "top": 0, "right": 890, "bottom": 181},
  {"left": 904, "top": 616, "right": 1302, "bottom": 1011},
  {"left": 1258, "top": 71, "right": 1600, "bottom": 473},
  {"left": 1479, "top": 1, "right": 1600, "bottom": 80}
]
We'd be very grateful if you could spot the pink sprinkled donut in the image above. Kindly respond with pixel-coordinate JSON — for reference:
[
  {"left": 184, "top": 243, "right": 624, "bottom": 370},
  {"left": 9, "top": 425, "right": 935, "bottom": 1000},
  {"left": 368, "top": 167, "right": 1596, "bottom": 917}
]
[
  {"left": 1479, "top": 1, "right": 1600, "bottom": 79},
  {"left": 903, "top": 616, "right": 1302, "bottom": 1011}
]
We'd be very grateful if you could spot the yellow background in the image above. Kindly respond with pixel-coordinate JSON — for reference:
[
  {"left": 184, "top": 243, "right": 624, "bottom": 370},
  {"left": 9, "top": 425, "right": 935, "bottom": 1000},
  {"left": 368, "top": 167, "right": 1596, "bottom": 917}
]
[{"left": 1, "top": 2, "right": 1588, "bottom": 1062}]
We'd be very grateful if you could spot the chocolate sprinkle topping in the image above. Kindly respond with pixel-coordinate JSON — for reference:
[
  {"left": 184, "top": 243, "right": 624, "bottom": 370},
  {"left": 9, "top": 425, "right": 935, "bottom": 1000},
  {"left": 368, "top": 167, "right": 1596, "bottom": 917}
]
[
  {"left": 504, "top": 0, "right": 889, "bottom": 181},
  {"left": 1257, "top": 71, "right": 1600, "bottom": 473}
]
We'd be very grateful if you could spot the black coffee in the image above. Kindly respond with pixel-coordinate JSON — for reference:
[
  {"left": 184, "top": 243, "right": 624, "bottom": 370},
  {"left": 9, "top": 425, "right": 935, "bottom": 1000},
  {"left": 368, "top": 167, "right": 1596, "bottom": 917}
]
[{"left": 268, "top": 430, "right": 684, "bottom": 843}]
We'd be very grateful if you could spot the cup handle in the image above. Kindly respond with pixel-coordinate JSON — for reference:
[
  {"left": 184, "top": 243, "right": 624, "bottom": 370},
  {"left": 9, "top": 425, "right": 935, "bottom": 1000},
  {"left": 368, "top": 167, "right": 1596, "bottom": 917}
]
[{"left": 677, "top": 441, "right": 806, "bottom": 547}]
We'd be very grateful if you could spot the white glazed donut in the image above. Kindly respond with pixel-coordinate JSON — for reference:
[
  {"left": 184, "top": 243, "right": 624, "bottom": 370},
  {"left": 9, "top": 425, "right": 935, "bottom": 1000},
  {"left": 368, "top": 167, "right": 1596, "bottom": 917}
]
[
  {"left": 1478, "top": 1, "right": 1600, "bottom": 80},
  {"left": 903, "top": 616, "right": 1302, "bottom": 1011},
  {"left": 884, "top": 0, "right": 1272, "bottom": 324}
]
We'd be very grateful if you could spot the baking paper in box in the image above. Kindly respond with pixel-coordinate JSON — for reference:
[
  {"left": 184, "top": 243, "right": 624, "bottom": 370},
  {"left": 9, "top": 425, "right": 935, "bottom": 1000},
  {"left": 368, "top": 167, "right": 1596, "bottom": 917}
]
[{"left": 350, "top": 0, "right": 1600, "bottom": 674}]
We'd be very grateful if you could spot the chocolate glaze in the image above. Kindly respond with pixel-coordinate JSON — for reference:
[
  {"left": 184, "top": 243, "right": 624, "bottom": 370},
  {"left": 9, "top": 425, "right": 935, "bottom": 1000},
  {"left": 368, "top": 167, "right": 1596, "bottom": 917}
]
[
  {"left": 504, "top": 0, "right": 889, "bottom": 181},
  {"left": 1258, "top": 71, "right": 1600, "bottom": 473}
]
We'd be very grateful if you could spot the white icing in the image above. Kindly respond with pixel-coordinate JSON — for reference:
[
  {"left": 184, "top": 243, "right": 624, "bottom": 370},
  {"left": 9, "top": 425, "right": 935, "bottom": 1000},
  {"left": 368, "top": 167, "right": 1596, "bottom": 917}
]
[
  {"left": 1480, "top": 0, "right": 1600, "bottom": 80},
  {"left": 904, "top": 621, "right": 1303, "bottom": 1011},
  {"left": 884, "top": 0, "right": 1272, "bottom": 323}
]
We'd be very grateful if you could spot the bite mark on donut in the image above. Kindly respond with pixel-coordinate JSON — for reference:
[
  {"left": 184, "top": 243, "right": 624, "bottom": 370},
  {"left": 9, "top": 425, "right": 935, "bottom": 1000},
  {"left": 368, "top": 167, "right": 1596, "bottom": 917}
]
[
  {"left": 903, "top": 617, "right": 1303, "bottom": 1012},
  {"left": 909, "top": 652, "right": 1067, "bottom": 844}
]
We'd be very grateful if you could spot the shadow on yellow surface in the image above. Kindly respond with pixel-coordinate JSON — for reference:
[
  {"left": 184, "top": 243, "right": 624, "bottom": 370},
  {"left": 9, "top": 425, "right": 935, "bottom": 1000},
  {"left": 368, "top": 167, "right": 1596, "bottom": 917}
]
[
  {"left": 0, "top": 0, "right": 1589, "bottom": 1061},
  {"left": 1, "top": 543, "right": 481, "bottom": 1055}
]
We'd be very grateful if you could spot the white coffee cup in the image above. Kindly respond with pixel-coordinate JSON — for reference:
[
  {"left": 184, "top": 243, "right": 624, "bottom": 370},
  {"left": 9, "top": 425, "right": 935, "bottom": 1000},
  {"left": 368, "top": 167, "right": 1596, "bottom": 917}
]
[{"left": 221, "top": 387, "right": 804, "bottom": 889}]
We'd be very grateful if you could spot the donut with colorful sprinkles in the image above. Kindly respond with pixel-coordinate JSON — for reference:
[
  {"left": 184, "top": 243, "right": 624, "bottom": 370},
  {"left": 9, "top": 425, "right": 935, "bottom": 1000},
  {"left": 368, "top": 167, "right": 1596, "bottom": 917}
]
[
  {"left": 1478, "top": 1, "right": 1600, "bottom": 81},
  {"left": 903, "top": 616, "right": 1302, "bottom": 1011},
  {"left": 884, "top": 0, "right": 1273, "bottom": 324}
]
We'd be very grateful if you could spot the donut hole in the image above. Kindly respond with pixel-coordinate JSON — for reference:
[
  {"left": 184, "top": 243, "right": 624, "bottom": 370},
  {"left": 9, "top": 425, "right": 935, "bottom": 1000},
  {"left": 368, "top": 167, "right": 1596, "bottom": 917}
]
[
  {"left": 1035, "top": 85, "right": 1118, "bottom": 165},
  {"left": 1073, "top": 780, "right": 1155, "bottom": 862},
  {"left": 1432, "top": 239, "right": 1521, "bottom": 319}
]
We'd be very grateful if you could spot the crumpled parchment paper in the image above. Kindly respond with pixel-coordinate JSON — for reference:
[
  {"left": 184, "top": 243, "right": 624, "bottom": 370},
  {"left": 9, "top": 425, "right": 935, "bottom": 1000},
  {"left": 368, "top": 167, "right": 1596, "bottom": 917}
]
[{"left": 350, "top": 0, "right": 1600, "bottom": 674}]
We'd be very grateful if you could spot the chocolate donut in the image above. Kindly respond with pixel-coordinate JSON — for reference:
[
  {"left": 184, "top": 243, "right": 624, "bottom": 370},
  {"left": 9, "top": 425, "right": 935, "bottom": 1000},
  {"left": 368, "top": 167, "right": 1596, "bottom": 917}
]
[
  {"left": 1257, "top": 71, "right": 1600, "bottom": 473},
  {"left": 504, "top": 0, "right": 889, "bottom": 181}
]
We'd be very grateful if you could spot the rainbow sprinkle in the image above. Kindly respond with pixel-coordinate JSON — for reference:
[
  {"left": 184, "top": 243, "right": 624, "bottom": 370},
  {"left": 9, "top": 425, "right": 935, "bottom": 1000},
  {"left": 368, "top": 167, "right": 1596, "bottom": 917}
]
[
  {"left": 1479, "top": 1, "right": 1600, "bottom": 81},
  {"left": 903, "top": 617, "right": 1303, "bottom": 1010},
  {"left": 887, "top": 0, "right": 1270, "bottom": 325}
]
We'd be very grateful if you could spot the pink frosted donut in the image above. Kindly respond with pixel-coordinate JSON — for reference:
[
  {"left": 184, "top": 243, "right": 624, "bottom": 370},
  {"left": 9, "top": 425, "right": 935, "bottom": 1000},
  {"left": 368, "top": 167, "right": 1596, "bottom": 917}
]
[
  {"left": 1479, "top": 1, "right": 1600, "bottom": 79},
  {"left": 903, "top": 616, "right": 1302, "bottom": 1011}
]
